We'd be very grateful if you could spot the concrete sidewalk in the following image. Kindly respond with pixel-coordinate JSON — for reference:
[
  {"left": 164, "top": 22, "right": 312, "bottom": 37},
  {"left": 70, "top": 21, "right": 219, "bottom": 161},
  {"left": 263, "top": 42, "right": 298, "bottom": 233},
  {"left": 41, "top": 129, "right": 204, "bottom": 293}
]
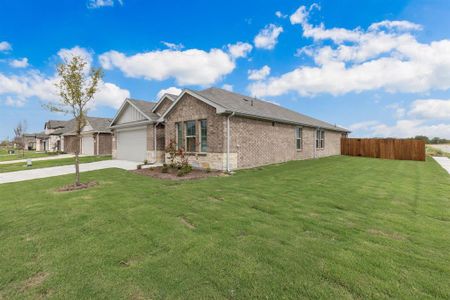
[
  {"left": 0, "top": 154, "right": 79, "bottom": 165},
  {"left": 432, "top": 156, "right": 450, "bottom": 175},
  {"left": 0, "top": 160, "right": 139, "bottom": 184}
]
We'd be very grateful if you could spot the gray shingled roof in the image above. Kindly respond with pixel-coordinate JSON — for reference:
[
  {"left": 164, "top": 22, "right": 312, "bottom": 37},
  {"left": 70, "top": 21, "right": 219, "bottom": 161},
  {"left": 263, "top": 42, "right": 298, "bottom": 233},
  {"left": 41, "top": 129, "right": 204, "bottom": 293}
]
[
  {"left": 127, "top": 98, "right": 159, "bottom": 120},
  {"left": 192, "top": 88, "right": 348, "bottom": 132},
  {"left": 45, "top": 120, "right": 67, "bottom": 129},
  {"left": 54, "top": 117, "right": 112, "bottom": 135},
  {"left": 86, "top": 117, "right": 113, "bottom": 132}
]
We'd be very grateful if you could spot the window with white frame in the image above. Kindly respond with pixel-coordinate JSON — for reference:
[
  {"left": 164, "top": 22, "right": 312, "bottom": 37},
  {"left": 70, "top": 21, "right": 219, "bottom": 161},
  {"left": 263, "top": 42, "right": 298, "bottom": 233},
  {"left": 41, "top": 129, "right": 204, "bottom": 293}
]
[
  {"left": 296, "top": 127, "right": 303, "bottom": 150},
  {"left": 199, "top": 119, "right": 207, "bottom": 152},
  {"left": 316, "top": 129, "right": 325, "bottom": 149},
  {"left": 185, "top": 121, "right": 196, "bottom": 152},
  {"left": 175, "top": 122, "right": 183, "bottom": 149}
]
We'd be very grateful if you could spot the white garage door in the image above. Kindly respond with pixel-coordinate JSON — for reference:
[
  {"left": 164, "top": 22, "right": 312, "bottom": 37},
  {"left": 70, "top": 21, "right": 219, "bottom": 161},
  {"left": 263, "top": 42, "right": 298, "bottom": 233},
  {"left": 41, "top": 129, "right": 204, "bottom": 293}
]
[
  {"left": 81, "top": 135, "right": 95, "bottom": 156},
  {"left": 116, "top": 128, "right": 147, "bottom": 162}
]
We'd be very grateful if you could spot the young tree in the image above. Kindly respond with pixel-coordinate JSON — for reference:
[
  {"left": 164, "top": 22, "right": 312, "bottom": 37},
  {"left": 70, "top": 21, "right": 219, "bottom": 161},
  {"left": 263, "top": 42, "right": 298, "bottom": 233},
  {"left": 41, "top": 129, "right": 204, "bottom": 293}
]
[
  {"left": 13, "top": 120, "right": 27, "bottom": 157},
  {"left": 46, "top": 56, "right": 103, "bottom": 186}
]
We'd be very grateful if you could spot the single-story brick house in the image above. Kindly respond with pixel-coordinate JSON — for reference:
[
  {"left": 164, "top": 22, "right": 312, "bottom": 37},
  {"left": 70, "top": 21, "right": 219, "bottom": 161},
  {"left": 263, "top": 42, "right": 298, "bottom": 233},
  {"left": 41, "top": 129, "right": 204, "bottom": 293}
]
[{"left": 110, "top": 88, "right": 349, "bottom": 171}]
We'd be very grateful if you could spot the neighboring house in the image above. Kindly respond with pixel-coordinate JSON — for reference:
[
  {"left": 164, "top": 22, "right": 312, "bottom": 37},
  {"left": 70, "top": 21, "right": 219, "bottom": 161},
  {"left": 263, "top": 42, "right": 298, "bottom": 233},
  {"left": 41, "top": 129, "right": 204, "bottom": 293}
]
[
  {"left": 44, "top": 120, "right": 67, "bottom": 151},
  {"left": 61, "top": 117, "right": 113, "bottom": 156},
  {"left": 110, "top": 88, "right": 349, "bottom": 171},
  {"left": 21, "top": 132, "right": 48, "bottom": 151},
  {"left": 22, "top": 134, "right": 38, "bottom": 150},
  {"left": 27, "top": 117, "right": 113, "bottom": 154}
]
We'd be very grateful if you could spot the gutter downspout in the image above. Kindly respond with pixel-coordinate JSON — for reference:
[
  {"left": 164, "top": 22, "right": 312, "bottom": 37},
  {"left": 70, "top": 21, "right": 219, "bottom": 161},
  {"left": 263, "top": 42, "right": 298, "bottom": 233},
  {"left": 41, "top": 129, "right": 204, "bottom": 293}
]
[
  {"left": 226, "top": 112, "right": 235, "bottom": 172},
  {"left": 153, "top": 123, "right": 158, "bottom": 164},
  {"left": 314, "top": 128, "right": 317, "bottom": 159}
]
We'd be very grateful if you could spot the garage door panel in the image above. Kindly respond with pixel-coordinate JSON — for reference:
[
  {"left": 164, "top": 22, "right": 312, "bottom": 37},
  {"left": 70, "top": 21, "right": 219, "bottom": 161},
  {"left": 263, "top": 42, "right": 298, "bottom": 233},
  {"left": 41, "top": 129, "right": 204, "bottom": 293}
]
[
  {"left": 82, "top": 135, "right": 94, "bottom": 156},
  {"left": 117, "top": 128, "right": 147, "bottom": 162}
]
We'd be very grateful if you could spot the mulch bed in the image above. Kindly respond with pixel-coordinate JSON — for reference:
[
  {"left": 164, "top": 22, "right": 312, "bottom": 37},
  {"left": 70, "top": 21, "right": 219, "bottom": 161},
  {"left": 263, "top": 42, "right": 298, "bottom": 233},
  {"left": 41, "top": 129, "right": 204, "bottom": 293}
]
[
  {"left": 56, "top": 181, "right": 99, "bottom": 192},
  {"left": 132, "top": 167, "right": 224, "bottom": 180}
]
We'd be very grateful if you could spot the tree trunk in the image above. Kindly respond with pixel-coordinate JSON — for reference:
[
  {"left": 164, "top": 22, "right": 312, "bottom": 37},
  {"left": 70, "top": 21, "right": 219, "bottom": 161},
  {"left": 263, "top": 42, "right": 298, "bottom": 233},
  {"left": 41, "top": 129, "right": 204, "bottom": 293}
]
[{"left": 75, "top": 134, "right": 81, "bottom": 186}]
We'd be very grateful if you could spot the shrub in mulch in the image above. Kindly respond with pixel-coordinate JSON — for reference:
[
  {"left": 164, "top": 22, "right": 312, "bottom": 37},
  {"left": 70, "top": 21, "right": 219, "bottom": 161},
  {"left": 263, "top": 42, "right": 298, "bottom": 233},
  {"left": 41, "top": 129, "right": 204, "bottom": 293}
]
[{"left": 56, "top": 181, "right": 98, "bottom": 192}]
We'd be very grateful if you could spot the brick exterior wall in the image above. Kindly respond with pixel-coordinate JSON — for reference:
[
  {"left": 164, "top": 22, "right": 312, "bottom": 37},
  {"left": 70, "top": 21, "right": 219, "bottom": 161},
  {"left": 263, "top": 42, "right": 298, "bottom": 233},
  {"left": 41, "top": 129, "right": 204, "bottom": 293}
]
[
  {"left": 162, "top": 93, "right": 343, "bottom": 170},
  {"left": 154, "top": 98, "right": 173, "bottom": 116},
  {"left": 230, "top": 117, "right": 343, "bottom": 169},
  {"left": 145, "top": 124, "right": 165, "bottom": 163},
  {"left": 164, "top": 94, "right": 232, "bottom": 170},
  {"left": 165, "top": 94, "right": 227, "bottom": 152}
]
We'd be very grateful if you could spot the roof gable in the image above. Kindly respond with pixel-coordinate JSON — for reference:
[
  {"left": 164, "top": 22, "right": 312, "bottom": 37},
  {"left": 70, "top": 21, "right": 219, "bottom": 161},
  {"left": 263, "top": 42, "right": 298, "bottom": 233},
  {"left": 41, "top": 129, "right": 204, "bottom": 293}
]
[
  {"left": 160, "top": 90, "right": 227, "bottom": 120},
  {"left": 110, "top": 98, "right": 158, "bottom": 127}
]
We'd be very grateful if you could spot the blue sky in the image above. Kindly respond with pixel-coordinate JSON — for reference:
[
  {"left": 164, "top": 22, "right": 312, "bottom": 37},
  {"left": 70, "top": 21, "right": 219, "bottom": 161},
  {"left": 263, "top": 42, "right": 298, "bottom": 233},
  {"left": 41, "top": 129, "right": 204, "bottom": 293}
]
[{"left": 1, "top": 0, "right": 450, "bottom": 140}]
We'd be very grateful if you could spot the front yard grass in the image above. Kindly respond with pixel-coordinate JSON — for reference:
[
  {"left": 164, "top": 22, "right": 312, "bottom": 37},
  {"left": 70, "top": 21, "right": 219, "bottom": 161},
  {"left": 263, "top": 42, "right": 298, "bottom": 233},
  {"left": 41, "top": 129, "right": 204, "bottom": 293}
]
[
  {"left": 0, "top": 151, "right": 56, "bottom": 162},
  {"left": 0, "top": 156, "right": 112, "bottom": 173},
  {"left": 0, "top": 156, "right": 449, "bottom": 299}
]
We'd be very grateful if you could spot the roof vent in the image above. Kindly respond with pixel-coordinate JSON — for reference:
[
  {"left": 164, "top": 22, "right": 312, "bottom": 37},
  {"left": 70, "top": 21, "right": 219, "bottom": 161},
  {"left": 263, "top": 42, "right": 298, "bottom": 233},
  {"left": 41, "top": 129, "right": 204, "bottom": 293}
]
[{"left": 243, "top": 97, "right": 254, "bottom": 106}]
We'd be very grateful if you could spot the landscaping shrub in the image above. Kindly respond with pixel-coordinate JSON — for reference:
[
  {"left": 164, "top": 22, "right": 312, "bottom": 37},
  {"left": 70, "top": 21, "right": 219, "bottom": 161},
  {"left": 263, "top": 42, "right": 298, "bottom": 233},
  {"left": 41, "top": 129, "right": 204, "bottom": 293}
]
[{"left": 177, "top": 164, "right": 192, "bottom": 177}]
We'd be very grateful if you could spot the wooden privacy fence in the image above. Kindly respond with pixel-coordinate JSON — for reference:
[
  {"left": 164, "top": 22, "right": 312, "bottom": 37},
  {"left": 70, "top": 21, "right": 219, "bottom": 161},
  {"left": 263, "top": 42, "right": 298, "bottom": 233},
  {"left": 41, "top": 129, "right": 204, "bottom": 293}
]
[{"left": 341, "top": 138, "right": 426, "bottom": 161}]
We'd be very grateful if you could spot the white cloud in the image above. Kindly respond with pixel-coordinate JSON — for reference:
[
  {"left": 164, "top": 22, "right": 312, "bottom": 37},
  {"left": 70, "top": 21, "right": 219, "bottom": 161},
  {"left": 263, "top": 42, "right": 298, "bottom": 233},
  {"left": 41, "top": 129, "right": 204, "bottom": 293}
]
[
  {"left": 162, "top": 41, "right": 184, "bottom": 51},
  {"left": 275, "top": 11, "right": 287, "bottom": 19},
  {"left": 156, "top": 86, "right": 182, "bottom": 99},
  {"left": 0, "top": 46, "right": 129, "bottom": 110},
  {"left": 368, "top": 20, "right": 422, "bottom": 32},
  {"left": 58, "top": 46, "right": 93, "bottom": 67},
  {"left": 409, "top": 99, "right": 450, "bottom": 119},
  {"left": 371, "top": 120, "right": 450, "bottom": 138},
  {"left": 87, "top": 0, "right": 123, "bottom": 9},
  {"left": 386, "top": 103, "right": 406, "bottom": 118},
  {"left": 221, "top": 84, "right": 233, "bottom": 91},
  {"left": 227, "top": 42, "right": 253, "bottom": 59},
  {"left": 249, "top": 3, "right": 450, "bottom": 98},
  {"left": 254, "top": 24, "right": 283, "bottom": 50},
  {"left": 93, "top": 82, "right": 130, "bottom": 109},
  {"left": 349, "top": 118, "right": 450, "bottom": 139},
  {"left": 99, "top": 48, "right": 237, "bottom": 86},
  {"left": 4, "top": 96, "right": 26, "bottom": 107},
  {"left": 0, "top": 41, "right": 11, "bottom": 52},
  {"left": 248, "top": 65, "right": 271, "bottom": 81},
  {"left": 9, "top": 58, "right": 29, "bottom": 68},
  {"left": 348, "top": 120, "right": 380, "bottom": 131}
]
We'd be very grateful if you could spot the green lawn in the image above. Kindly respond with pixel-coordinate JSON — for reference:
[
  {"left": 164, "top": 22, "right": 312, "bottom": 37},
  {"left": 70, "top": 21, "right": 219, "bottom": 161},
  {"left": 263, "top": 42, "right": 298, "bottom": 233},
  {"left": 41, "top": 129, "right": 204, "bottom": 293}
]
[
  {"left": 0, "top": 156, "right": 112, "bottom": 173},
  {"left": 0, "top": 156, "right": 449, "bottom": 299},
  {"left": 0, "top": 151, "right": 56, "bottom": 162}
]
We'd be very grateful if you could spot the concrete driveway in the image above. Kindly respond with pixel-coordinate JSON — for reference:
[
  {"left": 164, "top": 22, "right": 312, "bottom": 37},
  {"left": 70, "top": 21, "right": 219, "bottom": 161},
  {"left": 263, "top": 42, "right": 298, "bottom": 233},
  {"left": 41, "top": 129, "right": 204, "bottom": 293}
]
[{"left": 0, "top": 160, "right": 139, "bottom": 184}]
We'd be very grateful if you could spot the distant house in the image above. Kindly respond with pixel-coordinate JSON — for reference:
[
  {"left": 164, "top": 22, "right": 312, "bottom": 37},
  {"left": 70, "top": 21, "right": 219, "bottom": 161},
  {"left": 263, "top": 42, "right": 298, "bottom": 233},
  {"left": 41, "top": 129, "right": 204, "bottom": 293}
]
[
  {"left": 110, "top": 88, "right": 349, "bottom": 170},
  {"left": 26, "top": 117, "right": 113, "bottom": 155},
  {"left": 61, "top": 117, "right": 113, "bottom": 156}
]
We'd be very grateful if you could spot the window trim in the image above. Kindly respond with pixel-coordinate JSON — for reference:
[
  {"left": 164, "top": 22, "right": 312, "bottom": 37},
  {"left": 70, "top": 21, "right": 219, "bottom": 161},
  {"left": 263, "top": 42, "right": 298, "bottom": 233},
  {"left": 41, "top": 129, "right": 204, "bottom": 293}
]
[
  {"left": 199, "top": 119, "right": 208, "bottom": 153},
  {"left": 175, "top": 122, "right": 183, "bottom": 150},
  {"left": 185, "top": 120, "right": 196, "bottom": 152},
  {"left": 296, "top": 127, "right": 303, "bottom": 151},
  {"left": 316, "top": 129, "right": 325, "bottom": 149}
]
